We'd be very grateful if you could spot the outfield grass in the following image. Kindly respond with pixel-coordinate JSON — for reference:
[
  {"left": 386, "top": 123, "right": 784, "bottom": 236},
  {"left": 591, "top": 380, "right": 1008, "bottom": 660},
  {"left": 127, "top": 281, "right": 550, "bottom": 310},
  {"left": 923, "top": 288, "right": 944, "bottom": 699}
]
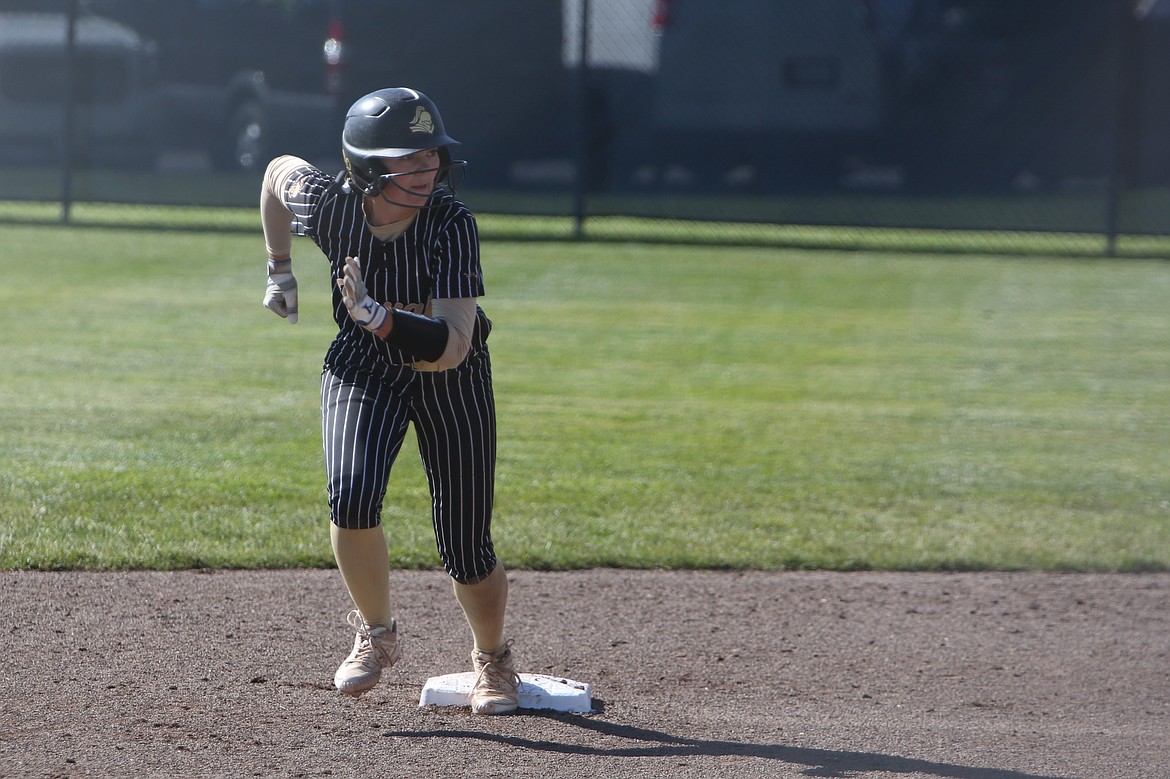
[{"left": 0, "top": 216, "right": 1167, "bottom": 571}]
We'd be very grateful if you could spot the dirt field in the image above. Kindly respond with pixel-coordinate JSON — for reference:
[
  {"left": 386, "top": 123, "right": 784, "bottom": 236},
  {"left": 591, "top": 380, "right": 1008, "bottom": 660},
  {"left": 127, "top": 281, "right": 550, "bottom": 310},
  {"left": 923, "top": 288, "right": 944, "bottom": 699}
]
[{"left": 1, "top": 569, "right": 1167, "bottom": 778}]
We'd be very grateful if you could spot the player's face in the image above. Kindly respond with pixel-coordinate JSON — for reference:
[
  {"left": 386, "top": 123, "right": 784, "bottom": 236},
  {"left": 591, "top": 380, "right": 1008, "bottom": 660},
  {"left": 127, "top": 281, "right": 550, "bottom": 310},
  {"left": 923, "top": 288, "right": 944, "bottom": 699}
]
[{"left": 377, "top": 148, "right": 441, "bottom": 208}]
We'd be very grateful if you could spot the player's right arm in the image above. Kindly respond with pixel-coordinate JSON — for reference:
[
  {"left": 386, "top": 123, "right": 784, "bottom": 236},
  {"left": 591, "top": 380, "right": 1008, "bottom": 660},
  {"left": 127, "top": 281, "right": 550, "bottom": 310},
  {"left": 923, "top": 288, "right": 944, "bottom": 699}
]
[{"left": 260, "top": 155, "right": 313, "bottom": 323}]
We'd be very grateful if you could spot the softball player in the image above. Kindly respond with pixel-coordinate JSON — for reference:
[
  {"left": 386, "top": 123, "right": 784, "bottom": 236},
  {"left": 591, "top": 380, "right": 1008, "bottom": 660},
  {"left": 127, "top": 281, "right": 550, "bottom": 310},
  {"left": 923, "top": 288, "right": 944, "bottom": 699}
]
[{"left": 259, "top": 87, "right": 519, "bottom": 714}]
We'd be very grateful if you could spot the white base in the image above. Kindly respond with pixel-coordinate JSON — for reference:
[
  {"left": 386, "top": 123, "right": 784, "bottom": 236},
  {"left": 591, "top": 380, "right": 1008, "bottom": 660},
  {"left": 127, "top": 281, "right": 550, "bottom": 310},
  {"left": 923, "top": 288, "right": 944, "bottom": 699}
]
[{"left": 419, "top": 672, "right": 593, "bottom": 713}]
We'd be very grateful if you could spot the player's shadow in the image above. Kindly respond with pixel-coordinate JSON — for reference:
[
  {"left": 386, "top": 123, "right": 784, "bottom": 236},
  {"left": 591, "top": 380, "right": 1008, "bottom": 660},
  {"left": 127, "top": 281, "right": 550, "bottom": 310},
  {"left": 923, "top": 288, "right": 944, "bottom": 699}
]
[{"left": 385, "top": 704, "right": 1073, "bottom": 779}]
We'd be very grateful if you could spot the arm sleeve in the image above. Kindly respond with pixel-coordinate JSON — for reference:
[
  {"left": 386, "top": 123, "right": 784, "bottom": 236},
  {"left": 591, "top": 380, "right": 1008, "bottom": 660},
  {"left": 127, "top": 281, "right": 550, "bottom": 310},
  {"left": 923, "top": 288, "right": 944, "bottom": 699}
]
[
  {"left": 261, "top": 155, "right": 313, "bottom": 258},
  {"left": 409, "top": 297, "right": 477, "bottom": 372}
]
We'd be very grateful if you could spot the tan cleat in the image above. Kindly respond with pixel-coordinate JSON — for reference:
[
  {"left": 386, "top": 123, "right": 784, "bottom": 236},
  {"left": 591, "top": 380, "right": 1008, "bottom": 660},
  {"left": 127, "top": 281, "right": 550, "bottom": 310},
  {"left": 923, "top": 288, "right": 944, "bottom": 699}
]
[
  {"left": 470, "top": 640, "right": 521, "bottom": 715},
  {"left": 333, "top": 610, "right": 402, "bottom": 697}
]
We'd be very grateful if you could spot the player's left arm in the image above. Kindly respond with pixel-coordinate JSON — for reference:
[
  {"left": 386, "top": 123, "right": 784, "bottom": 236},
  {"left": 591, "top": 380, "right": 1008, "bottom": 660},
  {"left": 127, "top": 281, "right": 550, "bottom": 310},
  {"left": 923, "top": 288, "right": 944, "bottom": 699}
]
[
  {"left": 336, "top": 256, "right": 475, "bottom": 369},
  {"left": 410, "top": 297, "right": 476, "bottom": 371}
]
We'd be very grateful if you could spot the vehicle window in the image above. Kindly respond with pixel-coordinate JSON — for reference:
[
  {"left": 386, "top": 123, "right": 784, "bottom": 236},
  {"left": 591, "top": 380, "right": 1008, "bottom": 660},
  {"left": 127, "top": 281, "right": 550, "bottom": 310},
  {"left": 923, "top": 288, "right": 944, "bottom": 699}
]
[{"left": 0, "top": 51, "right": 132, "bottom": 103}]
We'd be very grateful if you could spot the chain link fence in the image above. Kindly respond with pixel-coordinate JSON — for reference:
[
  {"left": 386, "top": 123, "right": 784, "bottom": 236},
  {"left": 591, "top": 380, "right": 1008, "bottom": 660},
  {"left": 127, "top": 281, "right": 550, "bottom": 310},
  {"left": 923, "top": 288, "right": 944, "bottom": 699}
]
[{"left": 1, "top": 0, "right": 1167, "bottom": 255}]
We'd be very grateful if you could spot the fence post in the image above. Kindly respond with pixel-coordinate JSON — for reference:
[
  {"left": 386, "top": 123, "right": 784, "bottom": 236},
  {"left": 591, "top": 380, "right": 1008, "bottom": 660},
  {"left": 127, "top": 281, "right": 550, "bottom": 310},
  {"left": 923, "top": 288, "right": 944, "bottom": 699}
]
[
  {"left": 60, "top": 0, "right": 79, "bottom": 224},
  {"left": 571, "top": 0, "right": 591, "bottom": 239},
  {"left": 1105, "top": 0, "right": 1141, "bottom": 256}
]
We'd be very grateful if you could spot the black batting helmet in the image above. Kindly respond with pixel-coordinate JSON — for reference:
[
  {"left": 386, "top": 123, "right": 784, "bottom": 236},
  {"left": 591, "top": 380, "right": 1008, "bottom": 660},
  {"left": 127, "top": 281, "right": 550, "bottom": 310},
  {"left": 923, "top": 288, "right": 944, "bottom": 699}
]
[{"left": 341, "top": 87, "right": 461, "bottom": 197}]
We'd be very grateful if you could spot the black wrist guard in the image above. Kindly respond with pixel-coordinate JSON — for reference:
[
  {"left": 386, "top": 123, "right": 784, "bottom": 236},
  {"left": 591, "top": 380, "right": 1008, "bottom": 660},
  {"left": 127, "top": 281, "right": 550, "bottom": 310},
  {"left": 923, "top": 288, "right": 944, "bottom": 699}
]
[{"left": 384, "top": 309, "right": 448, "bottom": 362}]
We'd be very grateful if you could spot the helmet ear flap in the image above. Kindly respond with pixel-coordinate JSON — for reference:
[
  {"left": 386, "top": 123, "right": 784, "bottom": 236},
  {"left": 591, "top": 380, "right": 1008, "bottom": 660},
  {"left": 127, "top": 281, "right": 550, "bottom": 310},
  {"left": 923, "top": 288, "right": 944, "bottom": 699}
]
[
  {"left": 437, "top": 147, "right": 453, "bottom": 188},
  {"left": 343, "top": 152, "right": 386, "bottom": 196},
  {"left": 437, "top": 147, "right": 469, "bottom": 193}
]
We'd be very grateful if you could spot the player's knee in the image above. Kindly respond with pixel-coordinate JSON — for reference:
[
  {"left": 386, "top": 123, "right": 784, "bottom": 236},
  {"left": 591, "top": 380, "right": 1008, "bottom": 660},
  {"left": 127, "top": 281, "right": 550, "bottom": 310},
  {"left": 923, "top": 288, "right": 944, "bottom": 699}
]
[
  {"left": 441, "top": 545, "right": 497, "bottom": 585},
  {"left": 330, "top": 510, "right": 380, "bottom": 530},
  {"left": 328, "top": 482, "right": 382, "bottom": 529},
  {"left": 448, "top": 563, "right": 495, "bottom": 585}
]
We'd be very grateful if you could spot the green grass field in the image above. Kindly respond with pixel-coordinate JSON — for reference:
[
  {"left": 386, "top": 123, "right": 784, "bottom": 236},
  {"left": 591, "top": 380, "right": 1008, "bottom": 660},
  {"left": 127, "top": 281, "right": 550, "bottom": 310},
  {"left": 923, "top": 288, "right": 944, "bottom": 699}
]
[{"left": 1, "top": 210, "right": 1168, "bottom": 571}]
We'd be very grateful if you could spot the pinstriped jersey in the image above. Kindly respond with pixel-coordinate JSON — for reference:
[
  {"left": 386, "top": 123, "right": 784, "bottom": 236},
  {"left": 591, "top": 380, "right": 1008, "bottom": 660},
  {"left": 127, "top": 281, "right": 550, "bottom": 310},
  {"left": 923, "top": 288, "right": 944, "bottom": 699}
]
[{"left": 280, "top": 165, "right": 490, "bottom": 375}]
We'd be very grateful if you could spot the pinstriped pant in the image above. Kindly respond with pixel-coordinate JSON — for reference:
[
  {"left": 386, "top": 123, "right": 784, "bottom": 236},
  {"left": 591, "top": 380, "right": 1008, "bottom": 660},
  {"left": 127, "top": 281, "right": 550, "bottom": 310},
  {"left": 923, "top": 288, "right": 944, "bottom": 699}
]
[{"left": 320, "top": 351, "right": 497, "bottom": 584}]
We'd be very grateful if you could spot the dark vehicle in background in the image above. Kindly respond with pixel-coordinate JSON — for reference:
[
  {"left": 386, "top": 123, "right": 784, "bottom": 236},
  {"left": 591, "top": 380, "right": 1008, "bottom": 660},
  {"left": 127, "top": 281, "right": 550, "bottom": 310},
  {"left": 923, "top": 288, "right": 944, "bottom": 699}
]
[
  {"left": 0, "top": 0, "right": 1137, "bottom": 198},
  {"left": 875, "top": 0, "right": 1120, "bottom": 194},
  {"left": 0, "top": 10, "right": 158, "bottom": 167},
  {"left": 0, "top": 0, "right": 567, "bottom": 182},
  {"left": 91, "top": 0, "right": 339, "bottom": 172},
  {"left": 85, "top": 0, "right": 569, "bottom": 181},
  {"left": 637, "top": 0, "right": 1123, "bottom": 195}
]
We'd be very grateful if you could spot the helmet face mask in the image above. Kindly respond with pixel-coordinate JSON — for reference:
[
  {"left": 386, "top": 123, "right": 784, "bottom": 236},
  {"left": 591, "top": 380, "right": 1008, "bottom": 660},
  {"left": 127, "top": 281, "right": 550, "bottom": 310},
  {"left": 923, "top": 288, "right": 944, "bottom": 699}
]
[{"left": 341, "top": 88, "right": 465, "bottom": 205}]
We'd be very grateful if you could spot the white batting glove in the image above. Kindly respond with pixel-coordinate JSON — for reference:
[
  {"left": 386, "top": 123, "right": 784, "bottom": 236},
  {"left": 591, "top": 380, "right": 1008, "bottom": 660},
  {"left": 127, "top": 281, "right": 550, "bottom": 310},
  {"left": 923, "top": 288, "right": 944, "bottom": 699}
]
[
  {"left": 337, "top": 256, "right": 388, "bottom": 332},
  {"left": 264, "top": 259, "right": 299, "bottom": 324}
]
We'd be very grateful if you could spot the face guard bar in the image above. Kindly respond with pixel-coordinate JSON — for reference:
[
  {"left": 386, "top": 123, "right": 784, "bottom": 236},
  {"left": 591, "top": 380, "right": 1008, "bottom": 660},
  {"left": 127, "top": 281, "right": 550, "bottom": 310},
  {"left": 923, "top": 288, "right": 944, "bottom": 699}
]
[{"left": 358, "top": 159, "right": 468, "bottom": 208}]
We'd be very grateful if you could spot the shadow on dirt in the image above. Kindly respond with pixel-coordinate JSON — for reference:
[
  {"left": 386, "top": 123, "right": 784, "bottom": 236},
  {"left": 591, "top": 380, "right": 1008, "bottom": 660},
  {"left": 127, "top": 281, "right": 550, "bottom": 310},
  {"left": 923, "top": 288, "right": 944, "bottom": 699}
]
[{"left": 386, "top": 708, "right": 1072, "bottom": 779}]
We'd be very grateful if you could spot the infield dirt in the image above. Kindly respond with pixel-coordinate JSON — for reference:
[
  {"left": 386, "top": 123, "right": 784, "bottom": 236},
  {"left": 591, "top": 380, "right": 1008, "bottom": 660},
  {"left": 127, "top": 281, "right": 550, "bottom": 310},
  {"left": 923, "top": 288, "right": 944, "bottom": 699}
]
[{"left": 1, "top": 569, "right": 1167, "bottom": 778}]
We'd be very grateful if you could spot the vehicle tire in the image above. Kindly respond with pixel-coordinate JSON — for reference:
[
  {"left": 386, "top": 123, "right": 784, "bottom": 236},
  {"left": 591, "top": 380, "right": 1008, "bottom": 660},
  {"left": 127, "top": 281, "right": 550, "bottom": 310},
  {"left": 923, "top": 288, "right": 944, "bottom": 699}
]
[{"left": 218, "top": 101, "right": 266, "bottom": 172}]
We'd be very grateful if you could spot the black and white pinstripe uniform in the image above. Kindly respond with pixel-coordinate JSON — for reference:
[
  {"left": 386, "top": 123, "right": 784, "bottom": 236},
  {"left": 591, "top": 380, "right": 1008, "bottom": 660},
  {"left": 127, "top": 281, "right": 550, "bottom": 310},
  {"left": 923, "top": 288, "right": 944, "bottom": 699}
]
[{"left": 281, "top": 165, "right": 497, "bottom": 584}]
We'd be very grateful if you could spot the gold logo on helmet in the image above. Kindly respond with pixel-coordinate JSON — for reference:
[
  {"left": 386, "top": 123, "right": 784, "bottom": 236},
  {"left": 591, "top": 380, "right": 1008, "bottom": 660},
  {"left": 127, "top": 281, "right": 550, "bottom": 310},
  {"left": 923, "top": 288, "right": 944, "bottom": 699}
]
[{"left": 409, "top": 107, "right": 434, "bottom": 135}]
